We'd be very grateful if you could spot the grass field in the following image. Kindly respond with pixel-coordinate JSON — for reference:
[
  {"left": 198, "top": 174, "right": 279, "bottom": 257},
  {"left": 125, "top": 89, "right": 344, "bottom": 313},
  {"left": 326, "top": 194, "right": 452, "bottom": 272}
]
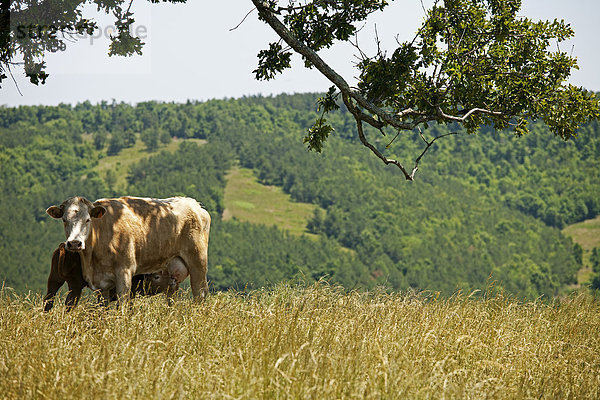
[
  {"left": 563, "top": 215, "right": 600, "bottom": 254},
  {"left": 562, "top": 215, "right": 600, "bottom": 284},
  {"left": 1, "top": 283, "right": 599, "bottom": 399},
  {"left": 223, "top": 166, "right": 319, "bottom": 237}
]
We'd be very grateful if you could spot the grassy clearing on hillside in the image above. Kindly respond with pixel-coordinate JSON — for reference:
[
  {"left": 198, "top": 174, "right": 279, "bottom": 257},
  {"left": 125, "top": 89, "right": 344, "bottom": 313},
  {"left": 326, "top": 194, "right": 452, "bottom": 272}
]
[
  {"left": 563, "top": 215, "right": 600, "bottom": 284},
  {"left": 1, "top": 284, "right": 599, "bottom": 399},
  {"left": 223, "top": 166, "right": 319, "bottom": 237},
  {"left": 563, "top": 215, "right": 600, "bottom": 254},
  {"left": 88, "top": 135, "right": 206, "bottom": 191}
]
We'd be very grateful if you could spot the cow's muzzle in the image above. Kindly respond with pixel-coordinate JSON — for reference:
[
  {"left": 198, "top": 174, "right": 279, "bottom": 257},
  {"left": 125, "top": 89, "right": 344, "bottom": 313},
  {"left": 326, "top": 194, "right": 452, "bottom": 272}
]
[{"left": 66, "top": 240, "right": 84, "bottom": 251}]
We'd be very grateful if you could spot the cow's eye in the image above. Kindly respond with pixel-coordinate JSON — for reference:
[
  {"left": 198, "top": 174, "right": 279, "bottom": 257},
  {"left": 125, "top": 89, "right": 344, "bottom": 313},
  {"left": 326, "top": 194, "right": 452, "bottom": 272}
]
[{"left": 86, "top": 218, "right": 91, "bottom": 223}]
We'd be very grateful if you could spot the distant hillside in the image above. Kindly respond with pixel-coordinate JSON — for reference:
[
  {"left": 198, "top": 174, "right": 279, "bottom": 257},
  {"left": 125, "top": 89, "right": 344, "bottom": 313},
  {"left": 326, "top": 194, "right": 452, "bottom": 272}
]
[
  {"left": 0, "top": 94, "right": 597, "bottom": 298},
  {"left": 563, "top": 216, "right": 600, "bottom": 255},
  {"left": 223, "top": 166, "right": 319, "bottom": 237},
  {"left": 88, "top": 133, "right": 206, "bottom": 191},
  {"left": 562, "top": 216, "right": 600, "bottom": 284}
]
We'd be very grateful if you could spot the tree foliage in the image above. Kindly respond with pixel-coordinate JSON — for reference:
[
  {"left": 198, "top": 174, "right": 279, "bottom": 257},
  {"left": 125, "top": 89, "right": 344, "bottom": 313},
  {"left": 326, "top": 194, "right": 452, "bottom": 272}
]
[{"left": 251, "top": 0, "right": 599, "bottom": 178}]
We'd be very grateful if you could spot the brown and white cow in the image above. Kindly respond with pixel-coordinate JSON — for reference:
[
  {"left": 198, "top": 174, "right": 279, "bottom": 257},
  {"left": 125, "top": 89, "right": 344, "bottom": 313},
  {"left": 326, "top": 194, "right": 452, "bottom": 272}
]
[
  {"left": 46, "top": 196, "right": 210, "bottom": 303},
  {"left": 43, "top": 243, "right": 188, "bottom": 311}
]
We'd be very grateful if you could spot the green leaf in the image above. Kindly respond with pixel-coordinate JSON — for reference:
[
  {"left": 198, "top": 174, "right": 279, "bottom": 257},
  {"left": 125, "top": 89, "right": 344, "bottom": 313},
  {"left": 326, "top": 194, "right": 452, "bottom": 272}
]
[{"left": 304, "top": 119, "right": 334, "bottom": 153}]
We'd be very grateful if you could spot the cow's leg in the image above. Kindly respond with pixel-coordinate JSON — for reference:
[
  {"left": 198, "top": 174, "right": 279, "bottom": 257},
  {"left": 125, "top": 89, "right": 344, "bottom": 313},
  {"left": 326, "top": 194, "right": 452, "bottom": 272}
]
[
  {"left": 184, "top": 247, "right": 209, "bottom": 301},
  {"left": 115, "top": 268, "right": 133, "bottom": 305},
  {"left": 65, "top": 280, "right": 85, "bottom": 312},
  {"left": 43, "top": 277, "right": 64, "bottom": 312}
]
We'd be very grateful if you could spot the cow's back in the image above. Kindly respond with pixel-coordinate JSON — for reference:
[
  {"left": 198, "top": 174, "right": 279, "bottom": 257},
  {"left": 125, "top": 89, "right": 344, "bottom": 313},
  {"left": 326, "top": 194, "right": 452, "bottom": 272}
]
[{"left": 90, "top": 196, "right": 209, "bottom": 275}]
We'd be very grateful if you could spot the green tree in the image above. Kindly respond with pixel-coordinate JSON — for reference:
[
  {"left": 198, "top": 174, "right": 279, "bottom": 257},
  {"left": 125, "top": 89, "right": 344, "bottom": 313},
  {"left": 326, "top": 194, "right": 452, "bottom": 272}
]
[
  {"left": 105, "top": 169, "right": 117, "bottom": 192},
  {"left": 0, "top": 0, "right": 143, "bottom": 86},
  {"left": 573, "top": 243, "right": 583, "bottom": 266},
  {"left": 93, "top": 128, "right": 108, "bottom": 151},
  {"left": 0, "top": 94, "right": 594, "bottom": 297},
  {"left": 2, "top": 1, "right": 597, "bottom": 178},
  {"left": 592, "top": 248, "right": 600, "bottom": 273},
  {"left": 307, "top": 208, "right": 324, "bottom": 234},
  {"left": 161, "top": 109, "right": 182, "bottom": 136},
  {"left": 107, "top": 130, "right": 125, "bottom": 156},
  {"left": 591, "top": 248, "right": 600, "bottom": 290},
  {"left": 159, "top": 129, "right": 172, "bottom": 145},
  {"left": 122, "top": 129, "right": 137, "bottom": 148},
  {"left": 140, "top": 127, "right": 159, "bottom": 152}
]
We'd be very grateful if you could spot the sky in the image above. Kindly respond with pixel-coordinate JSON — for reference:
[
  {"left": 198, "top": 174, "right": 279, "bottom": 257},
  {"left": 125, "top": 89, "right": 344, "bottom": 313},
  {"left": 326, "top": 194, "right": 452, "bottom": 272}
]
[{"left": 2, "top": 0, "right": 599, "bottom": 106}]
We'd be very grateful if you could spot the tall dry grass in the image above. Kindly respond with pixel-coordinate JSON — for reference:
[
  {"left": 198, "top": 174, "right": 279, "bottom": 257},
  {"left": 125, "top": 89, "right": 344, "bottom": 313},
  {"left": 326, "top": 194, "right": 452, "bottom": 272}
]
[{"left": 0, "top": 283, "right": 599, "bottom": 399}]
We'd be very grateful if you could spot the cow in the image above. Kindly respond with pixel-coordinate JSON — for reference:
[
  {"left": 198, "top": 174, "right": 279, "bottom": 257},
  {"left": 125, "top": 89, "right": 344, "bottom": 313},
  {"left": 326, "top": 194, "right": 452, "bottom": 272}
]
[
  {"left": 43, "top": 243, "right": 189, "bottom": 311},
  {"left": 46, "top": 196, "right": 210, "bottom": 304},
  {"left": 43, "top": 242, "right": 87, "bottom": 312}
]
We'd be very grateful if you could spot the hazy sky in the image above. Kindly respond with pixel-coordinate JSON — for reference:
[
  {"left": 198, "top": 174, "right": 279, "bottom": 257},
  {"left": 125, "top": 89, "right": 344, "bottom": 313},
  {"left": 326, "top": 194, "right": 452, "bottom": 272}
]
[{"left": 2, "top": 0, "right": 599, "bottom": 106}]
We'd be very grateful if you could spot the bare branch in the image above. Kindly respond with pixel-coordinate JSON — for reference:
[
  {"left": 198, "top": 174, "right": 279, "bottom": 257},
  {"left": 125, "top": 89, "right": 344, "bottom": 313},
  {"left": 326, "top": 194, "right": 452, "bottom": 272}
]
[
  {"left": 7, "top": 64, "right": 23, "bottom": 97},
  {"left": 436, "top": 106, "right": 503, "bottom": 122},
  {"left": 397, "top": 108, "right": 420, "bottom": 118},
  {"left": 409, "top": 131, "right": 458, "bottom": 179},
  {"left": 418, "top": 126, "right": 428, "bottom": 144},
  {"left": 343, "top": 93, "right": 413, "bottom": 180},
  {"left": 350, "top": 31, "right": 369, "bottom": 63},
  {"left": 125, "top": 0, "right": 134, "bottom": 14},
  {"left": 407, "top": 0, "right": 440, "bottom": 48},
  {"left": 374, "top": 23, "right": 383, "bottom": 57},
  {"left": 385, "top": 130, "right": 401, "bottom": 148},
  {"left": 230, "top": 7, "right": 257, "bottom": 31}
]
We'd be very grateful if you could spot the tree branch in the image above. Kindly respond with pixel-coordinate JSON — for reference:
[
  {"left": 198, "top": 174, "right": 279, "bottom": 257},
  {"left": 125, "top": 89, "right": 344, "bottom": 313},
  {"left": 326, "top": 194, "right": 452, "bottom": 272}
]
[
  {"left": 7, "top": 64, "right": 23, "bottom": 96},
  {"left": 251, "top": 0, "right": 413, "bottom": 130},
  {"left": 409, "top": 130, "right": 458, "bottom": 179},
  {"left": 342, "top": 93, "right": 414, "bottom": 180},
  {"left": 230, "top": 7, "right": 256, "bottom": 31},
  {"left": 250, "top": 0, "right": 523, "bottom": 180},
  {"left": 437, "top": 106, "right": 503, "bottom": 122},
  {"left": 252, "top": 1, "right": 509, "bottom": 128}
]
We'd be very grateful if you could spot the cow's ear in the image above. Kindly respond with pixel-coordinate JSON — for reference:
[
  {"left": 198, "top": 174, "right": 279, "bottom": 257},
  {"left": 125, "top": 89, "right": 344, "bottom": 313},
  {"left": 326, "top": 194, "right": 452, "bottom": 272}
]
[
  {"left": 90, "top": 206, "right": 107, "bottom": 219},
  {"left": 46, "top": 206, "right": 63, "bottom": 219}
]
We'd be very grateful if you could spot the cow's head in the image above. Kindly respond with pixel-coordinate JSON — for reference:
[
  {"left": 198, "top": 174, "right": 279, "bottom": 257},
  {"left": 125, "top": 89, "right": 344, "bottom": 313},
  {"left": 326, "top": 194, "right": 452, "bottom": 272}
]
[{"left": 46, "top": 197, "right": 106, "bottom": 251}]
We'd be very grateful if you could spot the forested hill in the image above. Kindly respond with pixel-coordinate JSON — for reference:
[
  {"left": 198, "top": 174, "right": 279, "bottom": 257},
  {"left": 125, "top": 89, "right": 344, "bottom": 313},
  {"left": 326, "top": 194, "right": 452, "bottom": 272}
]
[{"left": 0, "top": 94, "right": 598, "bottom": 298}]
